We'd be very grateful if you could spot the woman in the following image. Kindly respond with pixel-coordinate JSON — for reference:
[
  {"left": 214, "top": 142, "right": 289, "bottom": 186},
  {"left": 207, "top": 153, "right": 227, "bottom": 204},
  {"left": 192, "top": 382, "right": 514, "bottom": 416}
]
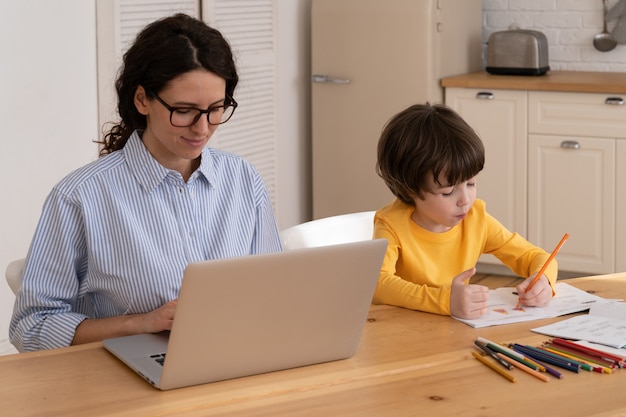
[{"left": 10, "top": 14, "right": 282, "bottom": 352}]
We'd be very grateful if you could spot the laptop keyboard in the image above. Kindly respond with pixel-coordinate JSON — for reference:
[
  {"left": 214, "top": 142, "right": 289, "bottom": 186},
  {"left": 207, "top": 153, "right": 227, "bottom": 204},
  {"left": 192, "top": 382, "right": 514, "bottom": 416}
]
[{"left": 150, "top": 353, "right": 166, "bottom": 366}]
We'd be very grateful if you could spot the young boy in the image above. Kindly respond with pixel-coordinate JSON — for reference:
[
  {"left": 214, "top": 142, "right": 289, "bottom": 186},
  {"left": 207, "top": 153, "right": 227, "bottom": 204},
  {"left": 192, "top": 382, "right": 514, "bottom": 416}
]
[{"left": 373, "top": 103, "right": 557, "bottom": 319}]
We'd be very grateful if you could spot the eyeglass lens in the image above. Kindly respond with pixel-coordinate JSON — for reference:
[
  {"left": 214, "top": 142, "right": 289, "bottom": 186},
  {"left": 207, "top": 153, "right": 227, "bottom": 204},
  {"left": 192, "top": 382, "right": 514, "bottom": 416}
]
[{"left": 170, "top": 105, "right": 235, "bottom": 127}]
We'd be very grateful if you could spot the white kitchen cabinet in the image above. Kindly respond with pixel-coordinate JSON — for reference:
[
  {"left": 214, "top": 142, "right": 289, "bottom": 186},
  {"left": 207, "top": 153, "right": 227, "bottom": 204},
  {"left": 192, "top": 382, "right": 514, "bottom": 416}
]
[
  {"left": 616, "top": 141, "right": 626, "bottom": 273},
  {"left": 528, "top": 135, "right": 614, "bottom": 274},
  {"left": 529, "top": 91, "right": 626, "bottom": 274},
  {"left": 446, "top": 84, "right": 626, "bottom": 275},
  {"left": 445, "top": 87, "right": 527, "bottom": 266}
]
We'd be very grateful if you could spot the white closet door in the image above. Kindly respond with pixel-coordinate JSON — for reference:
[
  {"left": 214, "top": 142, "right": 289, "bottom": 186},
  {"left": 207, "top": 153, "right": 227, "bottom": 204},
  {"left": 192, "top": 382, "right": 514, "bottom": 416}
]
[
  {"left": 202, "top": 0, "right": 278, "bottom": 212},
  {"left": 96, "top": 0, "right": 200, "bottom": 129}
]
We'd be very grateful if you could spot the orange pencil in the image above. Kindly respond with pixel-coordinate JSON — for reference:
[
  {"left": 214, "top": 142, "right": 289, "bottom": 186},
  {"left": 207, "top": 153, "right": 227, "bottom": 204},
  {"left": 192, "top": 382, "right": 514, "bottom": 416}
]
[
  {"left": 496, "top": 352, "right": 550, "bottom": 382},
  {"left": 516, "top": 233, "right": 569, "bottom": 308}
]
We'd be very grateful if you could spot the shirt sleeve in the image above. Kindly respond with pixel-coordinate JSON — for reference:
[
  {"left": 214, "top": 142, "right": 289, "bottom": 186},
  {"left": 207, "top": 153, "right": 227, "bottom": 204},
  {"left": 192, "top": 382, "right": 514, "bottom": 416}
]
[
  {"left": 252, "top": 185, "right": 282, "bottom": 254},
  {"left": 483, "top": 212, "right": 558, "bottom": 292},
  {"left": 9, "top": 188, "right": 88, "bottom": 352},
  {"left": 371, "top": 221, "right": 453, "bottom": 315},
  {"left": 251, "top": 174, "right": 283, "bottom": 255}
]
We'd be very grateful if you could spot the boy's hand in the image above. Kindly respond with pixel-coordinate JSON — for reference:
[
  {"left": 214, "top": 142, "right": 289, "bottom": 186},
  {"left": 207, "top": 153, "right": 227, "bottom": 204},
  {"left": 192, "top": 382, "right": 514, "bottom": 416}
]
[
  {"left": 516, "top": 275, "right": 552, "bottom": 307},
  {"left": 450, "top": 268, "right": 489, "bottom": 319}
]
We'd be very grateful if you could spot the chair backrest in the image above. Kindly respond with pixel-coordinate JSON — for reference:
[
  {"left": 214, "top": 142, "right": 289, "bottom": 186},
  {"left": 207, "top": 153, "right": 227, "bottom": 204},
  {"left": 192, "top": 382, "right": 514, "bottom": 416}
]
[
  {"left": 6, "top": 258, "right": 26, "bottom": 295},
  {"left": 280, "top": 211, "right": 376, "bottom": 250}
]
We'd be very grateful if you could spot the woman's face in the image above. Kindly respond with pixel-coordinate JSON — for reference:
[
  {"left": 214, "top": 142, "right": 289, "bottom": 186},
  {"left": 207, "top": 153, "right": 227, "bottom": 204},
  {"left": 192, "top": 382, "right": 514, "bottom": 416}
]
[{"left": 134, "top": 70, "right": 227, "bottom": 179}]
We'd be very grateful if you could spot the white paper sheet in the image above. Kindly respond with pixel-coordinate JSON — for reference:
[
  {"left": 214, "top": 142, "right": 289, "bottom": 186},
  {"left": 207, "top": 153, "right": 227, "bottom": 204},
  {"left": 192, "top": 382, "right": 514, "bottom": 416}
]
[
  {"left": 531, "top": 303, "right": 626, "bottom": 348},
  {"left": 454, "top": 282, "right": 611, "bottom": 328}
]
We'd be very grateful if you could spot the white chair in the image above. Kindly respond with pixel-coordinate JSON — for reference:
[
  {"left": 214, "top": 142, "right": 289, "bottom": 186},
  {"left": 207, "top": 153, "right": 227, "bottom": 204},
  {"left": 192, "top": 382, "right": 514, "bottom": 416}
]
[
  {"left": 5, "top": 258, "right": 26, "bottom": 295},
  {"left": 280, "top": 211, "right": 376, "bottom": 250}
]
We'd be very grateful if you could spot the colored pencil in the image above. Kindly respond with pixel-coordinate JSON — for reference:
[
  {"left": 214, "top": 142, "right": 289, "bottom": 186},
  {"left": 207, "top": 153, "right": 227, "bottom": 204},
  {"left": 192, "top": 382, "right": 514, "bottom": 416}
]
[
  {"left": 471, "top": 351, "right": 516, "bottom": 383},
  {"left": 496, "top": 353, "right": 550, "bottom": 382},
  {"left": 539, "top": 361, "right": 564, "bottom": 379},
  {"left": 539, "top": 346, "right": 596, "bottom": 372},
  {"left": 477, "top": 338, "right": 544, "bottom": 371},
  {"left": 551, "top": 338, "right": 624, "bottom": 367},
  {"left": 512, "top": 344, "right": 581, "bottom": 373},
  {"left": 542, "top": 344, "right": 613, "bottom": 373},
  {"left": 474, "top": 340, "right": 512, "bottom": 369},
  {"left": 516, "top": 233, "right": 569, "bottom": 308}
]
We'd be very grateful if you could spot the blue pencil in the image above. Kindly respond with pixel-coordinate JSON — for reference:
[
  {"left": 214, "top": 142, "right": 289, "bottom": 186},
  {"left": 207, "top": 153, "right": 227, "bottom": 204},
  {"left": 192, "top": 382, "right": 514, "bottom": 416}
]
[
  {"left": 512, "top": 344, "right": 580, "bottom": 373},
  {"left": 504, "top": 343, "right": 563, "bottom": 378}
]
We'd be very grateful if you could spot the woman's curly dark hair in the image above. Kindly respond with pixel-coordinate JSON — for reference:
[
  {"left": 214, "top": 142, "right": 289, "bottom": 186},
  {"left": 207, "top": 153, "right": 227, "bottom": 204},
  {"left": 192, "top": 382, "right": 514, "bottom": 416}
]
[{"left": 97, "top": 13, "right": 238, "bottom": 155}]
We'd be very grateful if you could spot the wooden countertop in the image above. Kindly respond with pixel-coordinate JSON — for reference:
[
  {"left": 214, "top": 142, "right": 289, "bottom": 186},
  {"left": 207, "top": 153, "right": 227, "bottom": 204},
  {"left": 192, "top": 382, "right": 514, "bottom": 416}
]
[{"left": 441, "top": 70, "right": 626, "bottom": 94}]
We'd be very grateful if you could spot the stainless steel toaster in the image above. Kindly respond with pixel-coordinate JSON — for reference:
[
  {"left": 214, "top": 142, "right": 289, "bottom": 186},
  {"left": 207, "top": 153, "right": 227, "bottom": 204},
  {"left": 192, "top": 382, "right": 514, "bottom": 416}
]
[{"left": 486, "top": 29, "right": 550, "bottom": 76}]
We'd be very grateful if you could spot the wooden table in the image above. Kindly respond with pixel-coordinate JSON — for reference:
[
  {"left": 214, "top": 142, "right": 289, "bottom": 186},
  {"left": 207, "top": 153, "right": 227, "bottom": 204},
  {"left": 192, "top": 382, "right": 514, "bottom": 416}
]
[{"left": 3, "top": 273, "right": 626, "bottom": 417}]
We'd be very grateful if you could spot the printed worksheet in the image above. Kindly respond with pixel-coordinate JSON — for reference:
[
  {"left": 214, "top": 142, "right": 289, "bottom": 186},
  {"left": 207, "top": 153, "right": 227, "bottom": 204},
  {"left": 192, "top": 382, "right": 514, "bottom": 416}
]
[
  {"left": 531, "top": 302, "right": 626, "bottom": 348},
  {"left": 454, "top": 282, "right": 612, "bottom": 328}
]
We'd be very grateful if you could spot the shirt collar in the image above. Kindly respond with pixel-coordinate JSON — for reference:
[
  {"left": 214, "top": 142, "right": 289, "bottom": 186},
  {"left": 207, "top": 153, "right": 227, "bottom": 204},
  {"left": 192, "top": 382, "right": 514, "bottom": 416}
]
[{"left": 124, "top": 130, "right": 214, "bottom": 192}]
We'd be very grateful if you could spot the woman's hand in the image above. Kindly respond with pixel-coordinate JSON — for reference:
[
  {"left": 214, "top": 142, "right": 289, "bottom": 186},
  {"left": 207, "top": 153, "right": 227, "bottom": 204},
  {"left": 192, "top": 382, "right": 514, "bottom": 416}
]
[
  {"left": 138, "top": 299, "right": 178, "bottom": 333},
  {"left": 449, "top": 267, "right": 489, "bottom": 319},
  {"left": 72, "top": 299, "right": 178, "bottom": 346}
]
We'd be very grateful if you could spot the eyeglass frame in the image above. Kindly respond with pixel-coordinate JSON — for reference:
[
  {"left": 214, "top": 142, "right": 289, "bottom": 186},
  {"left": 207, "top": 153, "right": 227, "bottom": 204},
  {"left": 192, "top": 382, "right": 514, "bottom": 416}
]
[{"left": 148, "top": 90, "right": 238, "bottom": 127}]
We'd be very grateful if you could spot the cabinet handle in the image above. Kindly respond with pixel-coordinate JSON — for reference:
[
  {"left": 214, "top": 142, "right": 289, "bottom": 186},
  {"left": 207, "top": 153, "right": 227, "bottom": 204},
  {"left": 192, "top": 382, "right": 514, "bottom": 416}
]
[
  {"left": 560, "top": 140, "right": 581, "bottom": 149},
  {"left": 476, "top": 92, "right": 494, "bottom": 100},
  {"left": 605, "top": 97, "right": 624, "bottom": 105}
]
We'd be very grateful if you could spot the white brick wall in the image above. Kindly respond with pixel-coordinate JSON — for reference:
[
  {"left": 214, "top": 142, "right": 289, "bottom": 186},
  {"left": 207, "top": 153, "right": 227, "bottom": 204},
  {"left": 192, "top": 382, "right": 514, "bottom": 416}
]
[{"left": 483, "top": 0, "right": 626, "bottom": 71}]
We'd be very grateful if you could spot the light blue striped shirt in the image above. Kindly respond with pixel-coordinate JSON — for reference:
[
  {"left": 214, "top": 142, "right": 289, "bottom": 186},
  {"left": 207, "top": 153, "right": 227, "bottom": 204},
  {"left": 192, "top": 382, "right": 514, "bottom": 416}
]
[{"left": 10, "top": 131, "right": 282, "bottom": 352}]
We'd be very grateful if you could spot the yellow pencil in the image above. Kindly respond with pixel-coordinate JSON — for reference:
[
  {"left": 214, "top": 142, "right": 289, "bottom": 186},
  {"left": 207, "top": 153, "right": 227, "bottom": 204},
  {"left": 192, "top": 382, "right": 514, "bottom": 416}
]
[
  {"left": 496, "top": 352, "right": 550, "bottom": 382},
  {"left": 471, "top": 351, "right": 516, "bottom": 383},
  {"left": 517, "top": 233, "right": 569, "bottom": 308}
]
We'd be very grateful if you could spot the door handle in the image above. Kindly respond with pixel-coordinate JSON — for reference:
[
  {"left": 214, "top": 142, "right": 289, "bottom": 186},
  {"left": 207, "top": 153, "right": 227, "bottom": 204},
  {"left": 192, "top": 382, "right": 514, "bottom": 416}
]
[
  {"left": 605, "top": 97, "right": 624, "bottom": 105},
  {"left": 311, "top": 74, "right": 351, "bottom": 84},
  {"left": 476, "top": 92, "right": 494, "bottom": 100},
  {"left": 560, "top": 140, "right": 581, "bottom": 149}
]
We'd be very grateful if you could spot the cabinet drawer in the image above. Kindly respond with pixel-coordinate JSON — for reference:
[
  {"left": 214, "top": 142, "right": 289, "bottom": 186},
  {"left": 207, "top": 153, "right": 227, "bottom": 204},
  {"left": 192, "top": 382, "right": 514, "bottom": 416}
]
[{"left": 529, "top": 91, "right": 626, "bottom": 138}]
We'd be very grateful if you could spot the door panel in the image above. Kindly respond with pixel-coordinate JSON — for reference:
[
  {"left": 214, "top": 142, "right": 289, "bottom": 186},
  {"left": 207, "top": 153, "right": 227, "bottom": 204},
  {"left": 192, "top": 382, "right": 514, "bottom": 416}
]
[
  {"left": 311, "top": 0, "right": 482, "bottom": 219},
  {"left": 528, "top": 135, "right": 615, "bottom": 274},
  {"left": 311, "top": 0, "right": 437, "bottom": 219}
]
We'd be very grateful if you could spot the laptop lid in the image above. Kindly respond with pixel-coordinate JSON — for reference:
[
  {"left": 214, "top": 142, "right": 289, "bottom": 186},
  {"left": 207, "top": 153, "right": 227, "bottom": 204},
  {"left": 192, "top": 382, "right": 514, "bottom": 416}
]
[{"left": 104, "top": 238, "right": 387, "bottom": 390}]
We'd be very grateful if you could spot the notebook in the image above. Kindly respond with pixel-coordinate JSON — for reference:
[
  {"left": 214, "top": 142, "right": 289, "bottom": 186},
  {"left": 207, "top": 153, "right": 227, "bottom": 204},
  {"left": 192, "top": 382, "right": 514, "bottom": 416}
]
[{"left": 103, "top": 238, "right": 388, "bottom": 390}]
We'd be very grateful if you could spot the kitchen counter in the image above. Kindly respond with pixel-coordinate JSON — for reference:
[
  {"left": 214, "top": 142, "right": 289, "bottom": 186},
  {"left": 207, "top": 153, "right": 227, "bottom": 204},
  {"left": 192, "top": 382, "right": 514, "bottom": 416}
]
[{"left": 441, "top": 70, "right": 626, "bottom": 94}]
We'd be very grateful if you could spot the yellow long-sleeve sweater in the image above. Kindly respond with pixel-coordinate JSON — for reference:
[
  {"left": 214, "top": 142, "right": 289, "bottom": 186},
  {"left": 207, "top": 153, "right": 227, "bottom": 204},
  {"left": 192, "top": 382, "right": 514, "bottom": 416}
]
[{"left": 372, "top": 198, "right": 557, "bottom": 315}]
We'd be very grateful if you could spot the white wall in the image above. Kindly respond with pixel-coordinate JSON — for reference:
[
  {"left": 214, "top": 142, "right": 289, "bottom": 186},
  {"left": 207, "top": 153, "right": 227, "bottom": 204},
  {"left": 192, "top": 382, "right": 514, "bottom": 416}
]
[
  {"left": 483, "top": 0, "right": 626, "bottom": 70},
  {"left": 0, "top": 1, "right": 99, "bottom": 345},
  {"left": 276, "top": 0, "right": 312, "bottom": 229}
]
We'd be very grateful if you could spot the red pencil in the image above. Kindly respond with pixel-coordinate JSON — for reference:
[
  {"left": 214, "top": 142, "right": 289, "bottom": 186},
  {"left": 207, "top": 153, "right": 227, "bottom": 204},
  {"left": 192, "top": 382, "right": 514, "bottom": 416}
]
[{"left": 551, "top": 338, "right": 624, "bottom": 367}]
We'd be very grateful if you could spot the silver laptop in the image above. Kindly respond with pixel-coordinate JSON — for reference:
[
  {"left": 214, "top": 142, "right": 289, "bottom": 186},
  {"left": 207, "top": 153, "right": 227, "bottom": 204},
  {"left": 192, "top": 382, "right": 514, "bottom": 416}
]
[{"left": 103, "top": 239, "right": 387, "bottom": 390}]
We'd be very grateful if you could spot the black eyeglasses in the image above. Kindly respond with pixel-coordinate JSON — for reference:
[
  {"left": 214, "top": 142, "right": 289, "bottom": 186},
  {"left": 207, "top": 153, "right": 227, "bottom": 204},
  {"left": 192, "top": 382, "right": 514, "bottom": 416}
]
[{"left": 150, "top": 91, "right": 238, "bottom": 127}]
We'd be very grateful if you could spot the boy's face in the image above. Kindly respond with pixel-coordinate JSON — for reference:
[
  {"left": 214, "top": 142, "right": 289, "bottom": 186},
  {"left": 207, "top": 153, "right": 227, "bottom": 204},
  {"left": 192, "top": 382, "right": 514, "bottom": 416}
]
[{"left": 411, "top": 172, "right": 477, "bottom": 233}]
